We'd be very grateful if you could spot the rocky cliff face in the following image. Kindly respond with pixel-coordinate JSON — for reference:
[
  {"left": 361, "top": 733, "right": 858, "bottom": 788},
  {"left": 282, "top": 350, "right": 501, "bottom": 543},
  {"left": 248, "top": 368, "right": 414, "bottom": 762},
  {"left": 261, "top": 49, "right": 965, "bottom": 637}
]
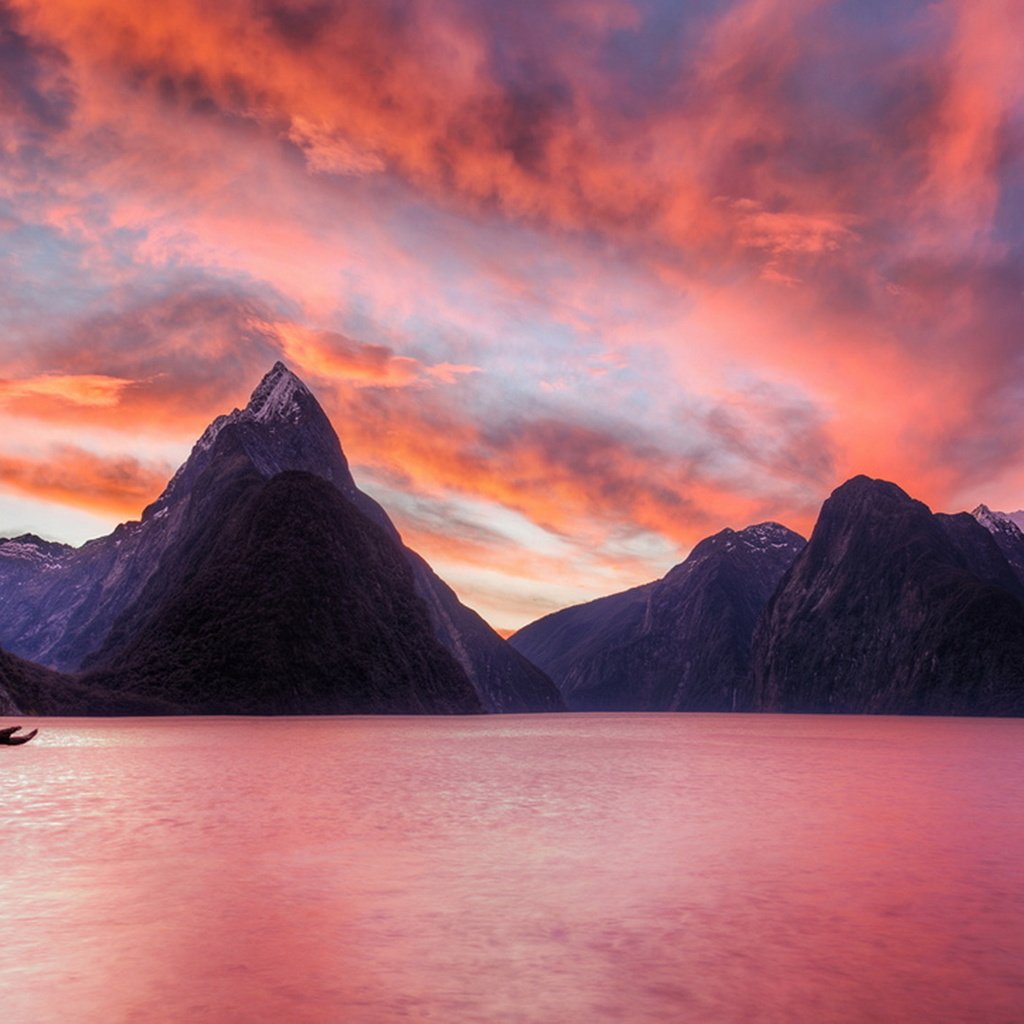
[
  {"left": 511, "top": 523, "right": 805, "bottom": 711},
  {"left": 83, "top": 463, "right": 481, "bottom": 715},
  {"left": 0, "top": 362, "right": 561, "bottom": 712},
  {"left": 751, "top": 477, "right": 1024, "bottom": 716}
]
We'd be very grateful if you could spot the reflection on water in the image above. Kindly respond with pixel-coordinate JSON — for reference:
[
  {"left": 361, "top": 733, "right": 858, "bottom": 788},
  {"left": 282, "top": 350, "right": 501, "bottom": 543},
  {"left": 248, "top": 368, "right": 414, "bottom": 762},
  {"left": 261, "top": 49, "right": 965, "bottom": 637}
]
[{"left": 1, "top": 714, "right": 1023, "bottom": 1023}]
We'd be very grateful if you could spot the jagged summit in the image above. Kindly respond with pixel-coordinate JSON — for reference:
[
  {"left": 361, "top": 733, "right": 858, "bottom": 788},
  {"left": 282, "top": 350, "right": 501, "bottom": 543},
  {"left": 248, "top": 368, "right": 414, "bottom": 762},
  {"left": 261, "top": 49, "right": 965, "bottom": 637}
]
[
  {"left": 972, "top": 503, "right": 1001, "bottom": 526},
  {"left": 511, "top": 517, "right": 805, "bottom": 711},
  {"left": 661, "top": 521, "right": 801, "bottom": 576},
  {"left": 146, "top": 361, "right": 355, "bottom": 518},
  {"left": 972, "top": 504, "right": 1024, "bottom": 536},
  {"left": 975, "top": 506, "right": 1024, "bottom": 535},
  {"left": 246, "top": 360, "right": 313, "bottom": 424},
  {"left": 702, "top": 522, "right": 804, "bottom": 555},
  {"left": 0, "top": 534, "right": 73, "bottom": 561},
  {"left": 971, "top": 504, "right": 1024, "bottom": 588},
  {"left": 828, "top": 475, "right": 915, "bottom": 508},
  {"left": 807, "top": 476, "right": 931, "bottom": 548}
]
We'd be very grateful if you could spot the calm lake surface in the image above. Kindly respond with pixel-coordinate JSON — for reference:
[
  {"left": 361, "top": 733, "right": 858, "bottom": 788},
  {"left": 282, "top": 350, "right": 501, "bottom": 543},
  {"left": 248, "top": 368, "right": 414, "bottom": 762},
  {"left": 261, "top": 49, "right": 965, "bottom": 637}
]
[{"left": 1, "top": 714, "right": 1023, "bottom": 1023}]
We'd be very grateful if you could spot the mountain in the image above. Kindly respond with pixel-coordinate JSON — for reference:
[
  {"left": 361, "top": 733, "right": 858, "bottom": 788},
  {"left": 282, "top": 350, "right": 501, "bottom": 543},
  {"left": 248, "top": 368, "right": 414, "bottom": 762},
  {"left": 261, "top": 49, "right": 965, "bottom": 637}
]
[
  {"left": 0, "top": 646, "right": 60, "bottom": 716},
  {"left": 510, "top": 523, "right": 805, "bottom": 711},
  {"left": 0, "top": 644, "right": 175, "bottom": 716},
  {"left": 971, "top": 504, "right": 1024, "bottom": 587},
  {"left": 0, "top": 363, "right": 366, "bottom": 672},
  {"left": 0, "top": 362, "right": 561, "bottom": 712},
  {"left": 82, "top": 465, "right": 481, "bottom": 715},
  {"left": 752, "top": 476, "right": 1024, "bottom": 716}
]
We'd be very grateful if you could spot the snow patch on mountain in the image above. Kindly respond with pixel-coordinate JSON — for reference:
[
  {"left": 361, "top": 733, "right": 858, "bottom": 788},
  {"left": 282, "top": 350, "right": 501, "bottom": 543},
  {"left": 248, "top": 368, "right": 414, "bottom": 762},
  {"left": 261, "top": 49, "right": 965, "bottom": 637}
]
[
  {"left": 248, "top": 360, "right": 312, "bottom": 424},
  {"left": 147, "top": 362, "right": 323, "bottom": 517},
  {"left": 972, "top": 504, "right": 1024, "bottom": 541},
  {"left": 0, "top": 535, "right": 72, "bottom": 566},
  {"left": 739, "top": 522, "right": 805, "bottom": 552}
]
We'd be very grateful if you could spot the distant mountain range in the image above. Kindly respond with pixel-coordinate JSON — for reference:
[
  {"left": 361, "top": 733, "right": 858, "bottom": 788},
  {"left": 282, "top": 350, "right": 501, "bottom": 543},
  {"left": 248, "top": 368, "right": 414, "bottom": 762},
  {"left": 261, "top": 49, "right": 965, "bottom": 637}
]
[
  {"left": 2, "top": 363, "right": 1024, "bottom": 717},
  {"left": 513, "top": 477, "right": 1024, "bottom": 716}
]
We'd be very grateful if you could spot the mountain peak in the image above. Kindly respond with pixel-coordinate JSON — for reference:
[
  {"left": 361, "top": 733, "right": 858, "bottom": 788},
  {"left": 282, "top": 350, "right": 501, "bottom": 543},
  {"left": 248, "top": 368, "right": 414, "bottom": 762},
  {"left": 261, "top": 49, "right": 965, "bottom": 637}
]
[
  {"left": 145, "top": 360, "right": 353, "bottom": 519},
  {"left": 972, "top": 503, "right": 1000, "bottom": 530},
  {"left": 831, "top": 475, "right": 912, "bottom": 503},
  {"left": 819, "top": 475, "right": 923, "bottom": 524},
  {"left": 972, "top": 504, "right": 1024, "bottom": 541},
  {"left": 736, "top": 521, "right": 805, "bottom": 551},
  {"left": 682, "top": 521, "right": 804, "bottom": 564},
  {"left": 245, "top": 361, "right": 312, "bottom": 424}
]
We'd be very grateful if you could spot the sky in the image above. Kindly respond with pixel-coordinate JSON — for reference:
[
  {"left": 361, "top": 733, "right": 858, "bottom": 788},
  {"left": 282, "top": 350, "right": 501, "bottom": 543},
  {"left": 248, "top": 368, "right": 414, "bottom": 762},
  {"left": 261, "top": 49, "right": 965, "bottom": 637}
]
[{"left": 0, "top": 0, "right": 1022, "bottom": 632}]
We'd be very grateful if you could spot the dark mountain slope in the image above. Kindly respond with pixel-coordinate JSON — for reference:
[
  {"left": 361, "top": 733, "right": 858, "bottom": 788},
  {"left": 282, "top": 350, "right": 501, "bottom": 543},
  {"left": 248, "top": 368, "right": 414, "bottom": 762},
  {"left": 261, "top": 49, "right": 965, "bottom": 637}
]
[
  {"left": 399, "top": 546, "right": 563, "bottom": 711},
  {"left": 0, "top": 646, "right": 174, "bottom": 716},
  {"left": 511, "top": 523, "right": 805, "bottom": 711},
  {"left": 752, "top": 476, "right": 1024, "bottom": 716},
  {"left": 510, "top": 584, "right": 651, "bottom": 692},
  {"left": 85, "top": 465, "right": 482, "bottom": 715}
]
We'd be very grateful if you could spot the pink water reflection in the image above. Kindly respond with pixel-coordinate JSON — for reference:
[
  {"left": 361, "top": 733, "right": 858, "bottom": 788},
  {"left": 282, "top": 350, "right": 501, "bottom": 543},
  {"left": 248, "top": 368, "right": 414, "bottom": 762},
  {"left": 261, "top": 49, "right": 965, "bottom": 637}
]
[{"left": 1, "top": 714, "right": 1023, "bottom": 1022}]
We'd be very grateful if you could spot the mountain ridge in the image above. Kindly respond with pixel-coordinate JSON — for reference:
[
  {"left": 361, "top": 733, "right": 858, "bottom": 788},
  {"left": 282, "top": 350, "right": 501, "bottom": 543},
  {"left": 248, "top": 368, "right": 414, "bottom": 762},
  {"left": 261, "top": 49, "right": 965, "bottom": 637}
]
[{"left": 511, "top": 521, "right": 806, "bottom": 711}]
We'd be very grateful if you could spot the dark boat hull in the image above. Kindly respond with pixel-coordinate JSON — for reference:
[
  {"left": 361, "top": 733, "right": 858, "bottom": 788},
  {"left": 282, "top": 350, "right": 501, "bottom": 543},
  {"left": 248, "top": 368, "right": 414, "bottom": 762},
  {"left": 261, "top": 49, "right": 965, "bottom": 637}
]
[{"left": 0, "top": 727, "right": 38, "bottom": 746}]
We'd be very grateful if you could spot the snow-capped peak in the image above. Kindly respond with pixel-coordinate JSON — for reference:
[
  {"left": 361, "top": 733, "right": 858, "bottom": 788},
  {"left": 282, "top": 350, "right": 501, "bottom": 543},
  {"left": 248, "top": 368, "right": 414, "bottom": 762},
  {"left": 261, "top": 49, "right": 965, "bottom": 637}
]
[
  {"left": 971, "top": 504, "right": 1024, "bottom": 540},
  {"left": 972, "top": 503, "right": 999, "bottom": 528},
  {"left": 145, "top": 362, "right": 323, "bottom": 517},
  {"left": 738, "top": 522, "right": 804, "bottom": 552},
  {"left": 246, "top": 361, "right": 312, "bottom": 424}
]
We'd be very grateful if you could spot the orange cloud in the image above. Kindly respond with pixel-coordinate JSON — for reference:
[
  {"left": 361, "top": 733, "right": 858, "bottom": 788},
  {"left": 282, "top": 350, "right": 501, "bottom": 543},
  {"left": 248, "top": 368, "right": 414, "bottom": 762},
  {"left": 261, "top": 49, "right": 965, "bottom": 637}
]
[
  {"left": 265, "top": 320, "right": 481, "bottom": 390},
  {"left": 0, "top": 373, "right": 137, "bottom": 407},
  {"left": 917, "top": 0, "right": 1024, "bottom": 247},
  {"left": 6, "top": 0, "right": 1015, "bottom": 279},
  {"left": 0, "top": 445, "right": 172, "bottom": 517},
  {"left": 327, "top": 381, "right": 826, "bottom": 553}
]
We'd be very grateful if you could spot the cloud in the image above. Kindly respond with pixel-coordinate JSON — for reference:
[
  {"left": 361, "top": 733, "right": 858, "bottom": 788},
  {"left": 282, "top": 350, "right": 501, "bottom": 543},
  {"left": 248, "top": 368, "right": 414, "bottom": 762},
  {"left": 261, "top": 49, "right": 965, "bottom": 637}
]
[
  {"left": 286, "top": 117, "right": 385, "bottom": 176},
  {"left": 0, "top": 1, "right": 74, "bottom": 135},
  {"left": 0, "top": 444, "right": 171, "bottom": 516},
  {"left": 1, "top": 277, "right": 286, "bottom": 434},
  {"left": 329, "top": 379, "right": 829, "bottom": 550},
  {"left": 1, "top": 0, "right": 1022, "bottom": 626},
  {"left": 0, "top": 372, "right": 136, "bottom": 407},
  {"left": 265, "top": 320, "right": 482, "bottom": 389}
]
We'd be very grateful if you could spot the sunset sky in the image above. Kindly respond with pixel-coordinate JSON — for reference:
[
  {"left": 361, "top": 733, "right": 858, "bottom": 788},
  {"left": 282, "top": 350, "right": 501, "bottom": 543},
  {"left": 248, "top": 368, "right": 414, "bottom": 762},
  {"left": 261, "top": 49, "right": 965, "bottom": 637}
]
[{"left": 1, "top": 0, "right": 1022, "bottom": 631}]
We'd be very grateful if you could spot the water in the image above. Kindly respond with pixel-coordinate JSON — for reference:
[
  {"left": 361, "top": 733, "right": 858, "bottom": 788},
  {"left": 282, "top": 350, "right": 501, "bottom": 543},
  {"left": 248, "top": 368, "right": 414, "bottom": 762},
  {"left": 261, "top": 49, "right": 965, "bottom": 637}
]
[{"left": 1, "top": 714, "right": 1022, "bottom": 1023}]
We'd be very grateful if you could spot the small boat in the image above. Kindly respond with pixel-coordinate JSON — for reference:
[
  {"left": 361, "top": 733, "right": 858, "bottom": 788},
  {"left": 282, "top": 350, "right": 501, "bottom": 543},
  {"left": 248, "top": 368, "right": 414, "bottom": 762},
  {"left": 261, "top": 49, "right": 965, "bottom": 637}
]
[{"left": 0, "top": 726, "right": 38, "bottom": 746}]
